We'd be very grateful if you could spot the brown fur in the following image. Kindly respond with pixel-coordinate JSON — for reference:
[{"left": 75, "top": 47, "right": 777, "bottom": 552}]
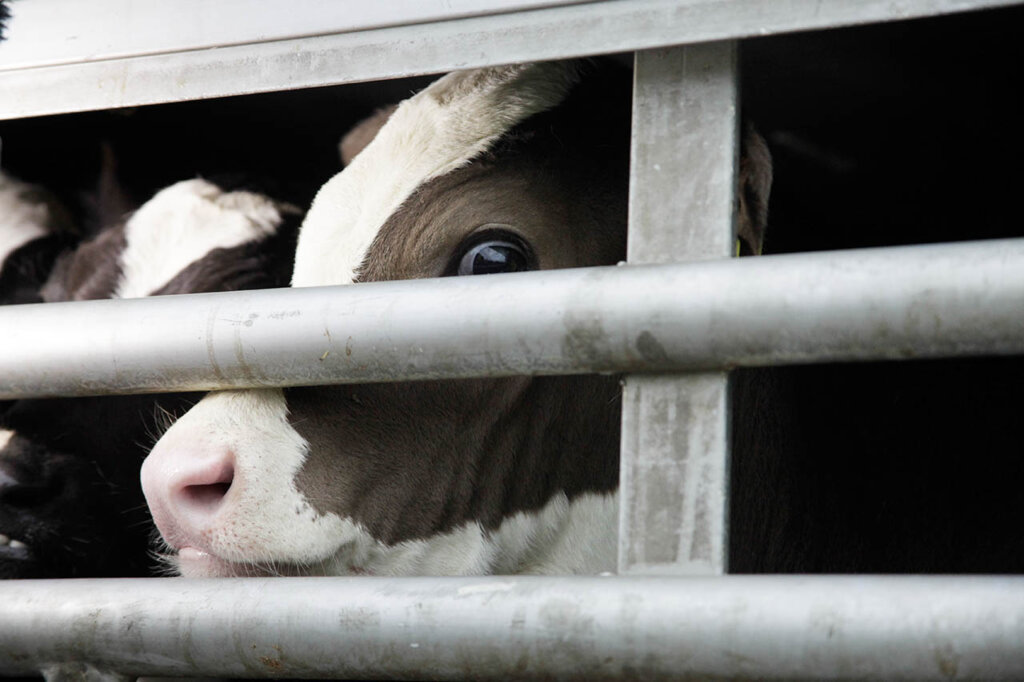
[
  {"left": 738, "top": 124, "right": 773, "bottom": 256},
  {"left": 291, "top": 375, "right": 621, "bottom": 543}
]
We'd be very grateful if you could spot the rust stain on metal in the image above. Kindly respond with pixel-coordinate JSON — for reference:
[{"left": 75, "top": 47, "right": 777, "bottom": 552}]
[
  {"left": 562, "top": 316, "right": 606, "bottom": 365},
  {"left": 636, "top": 331, "right": 670, "bottom": 364},
  {"left": 934, "top": 643, "right": 960, "bottom": 679}
]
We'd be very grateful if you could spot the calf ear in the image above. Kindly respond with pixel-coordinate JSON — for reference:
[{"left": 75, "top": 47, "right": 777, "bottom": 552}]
[
  {"left": 40, "top": 223, "right": 126, "bottom": 302},
  {"left": 737, "top": 124, "right": 773, "bottom": 256},
  {"left": 339, "top": 104, "right": 399, "bottom": 166},
  {"left": 86, "top": 142, "right": 136, "bottom": 237}
]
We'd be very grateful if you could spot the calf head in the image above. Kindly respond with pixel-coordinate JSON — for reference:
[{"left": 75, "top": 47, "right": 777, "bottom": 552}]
[
  {"left": 142, "top": 61, "right": 772, "bottom": 578},
  {"left": 0, "top": 179, "right": 300, "bottom": 578}
]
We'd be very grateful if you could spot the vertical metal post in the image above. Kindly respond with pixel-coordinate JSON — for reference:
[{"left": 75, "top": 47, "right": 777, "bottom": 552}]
[{"left": 618, "top": 42, "right": 738, "bottom": 575}]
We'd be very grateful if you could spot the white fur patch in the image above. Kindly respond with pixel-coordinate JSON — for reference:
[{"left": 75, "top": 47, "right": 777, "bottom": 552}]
[
  {"left": 314, "top": 491, "right": 617, "bottom": 577},
  {"left": 488, "top": 491, "right": 619, "bottom": 575},
  {"left": 0, "top": 429, "right": 13, "bottom": 451},
  {"left": 115, "top": 179, "right": 295, "bottom": 299},
  {"left": 0, "top": 172, "right": 55, "bottom": 270},
  {"left": 291, "top": 61, "right": 581, "bottom": 288}
]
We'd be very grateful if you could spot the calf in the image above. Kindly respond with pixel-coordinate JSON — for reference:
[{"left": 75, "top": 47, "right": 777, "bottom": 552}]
[
  {"left": 0, "top": 179, "right": 300, "bottom": 578},
  {"left": 141, "top": 61, "right": 772, "bottom": 577},
  {"left": 0, "top": 171, "right": 75, "bottom": 306},
  {"left": 0, "top": 171, "right": 76, "bottom": 430}
]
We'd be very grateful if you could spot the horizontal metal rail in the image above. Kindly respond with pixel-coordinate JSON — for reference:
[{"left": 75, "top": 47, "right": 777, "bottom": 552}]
[
  {"left": 0, "top": 0, "right": 1018, "bottom": 119},
  {"left": 2, "top": 238, "right": 1024, "bottom": 399},
  {"left": 0, "top": 0, "right": 586, "bottom": 72},
  {"left": 2, "top": 576, "right": 1023, "bottom": 680}
]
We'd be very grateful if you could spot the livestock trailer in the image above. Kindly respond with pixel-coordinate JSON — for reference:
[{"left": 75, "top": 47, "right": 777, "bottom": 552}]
[{"left": 1, "top": 0, "right": 1023, "bottom": 679}]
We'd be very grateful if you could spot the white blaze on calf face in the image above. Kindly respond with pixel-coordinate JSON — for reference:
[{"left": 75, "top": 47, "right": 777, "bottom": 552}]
[
  {"left": 142, "top": 61, "right": 624, "bottom": 577},
  {"left": 116, "top": 179, "right": 291, "bottom": 299}
]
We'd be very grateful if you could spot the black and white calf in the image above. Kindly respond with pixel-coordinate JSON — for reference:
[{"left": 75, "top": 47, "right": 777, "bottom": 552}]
[
  {"left": 0, "top": 171, "right": 75, "bottom": 567},
  {"left": 0, "top": 178, "right": 300, "bottom": 578},
  {"left": 0, "top": 171, "right": 76, "bottom": 306},
  {"left": 141, "top": 61, "right": 772, "bottom": 577}
]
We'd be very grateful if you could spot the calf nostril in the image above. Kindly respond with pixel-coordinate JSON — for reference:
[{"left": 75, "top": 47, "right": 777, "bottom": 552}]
[
  {"left": 177, "top": 460, "right": 234, "bottom": 515},
  {"left": 182, "top": 481, "right": 231, "bottom": 512}
]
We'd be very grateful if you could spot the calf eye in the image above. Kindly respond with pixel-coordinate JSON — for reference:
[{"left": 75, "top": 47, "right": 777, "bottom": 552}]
[{"left": 452, "top": 229, "right": 536, "bottom": 276}]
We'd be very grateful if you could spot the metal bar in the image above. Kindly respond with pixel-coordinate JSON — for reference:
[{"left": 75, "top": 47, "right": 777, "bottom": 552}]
[
  {"left": 2, "top": 239, "right": 1024, "bottom": 400},
  {"left": 0, "top": 0, "right": 587, "bottom": 71},
  {"left": 2, "top": 576, "right": 1023, "bottom": 680},
  {"left": 625, "top": 45, "right": 738, "bottom": 264},
  {"left": 0, "top": 0, "right": 1017, "bottom": 119},
  {"left": 618, "top": 43, "right": 737, "bottom": 576}
]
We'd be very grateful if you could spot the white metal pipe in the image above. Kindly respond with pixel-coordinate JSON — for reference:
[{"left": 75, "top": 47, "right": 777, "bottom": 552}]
[
  {"left": 1, "top": 576, "right": 1022, "bottom": 680},
  {"left": 0, "top": 0, "right": 1018, "bottom": 119},
  {"left": 2, "top": 238, "right": 1024, "bottom": 400}
]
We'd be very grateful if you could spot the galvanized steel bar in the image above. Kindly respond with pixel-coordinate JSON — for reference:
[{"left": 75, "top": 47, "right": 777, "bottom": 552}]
[
  {"left": 0, "top": 0, "right": 1018, "bottom": 119},
  {"left": 2, "top": 238, "right": 1024, "bottom": 400},
  {"left": 2, "top": 576, "right": 1024, "bottom": 680},
  {"left": 624, "top": 45, "right": 739, "bottom": 264},
  {"left": 618, "top": 43, "right": 737, "bottom": 576},
  {"left": 0, "top": 0, "right": 588, "bottom": 71}
]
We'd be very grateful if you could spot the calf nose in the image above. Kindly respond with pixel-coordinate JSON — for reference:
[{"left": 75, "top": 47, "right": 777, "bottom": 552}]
[{"left": 140, "top": 439, "right": 235, "bottom": 549}]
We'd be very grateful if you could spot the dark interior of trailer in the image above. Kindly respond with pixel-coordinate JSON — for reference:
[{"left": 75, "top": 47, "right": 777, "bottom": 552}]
[{"left": 2, "top": 4, "right": 1022, "bottom": 574}]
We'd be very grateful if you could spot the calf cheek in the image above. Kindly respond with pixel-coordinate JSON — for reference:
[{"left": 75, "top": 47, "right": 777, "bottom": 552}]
[
  {"left": 287, "top": 381, "right": 482, "bottom": 544},
  {"left": 287, "top": 375, "right": 620, "bottom": 547}
]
